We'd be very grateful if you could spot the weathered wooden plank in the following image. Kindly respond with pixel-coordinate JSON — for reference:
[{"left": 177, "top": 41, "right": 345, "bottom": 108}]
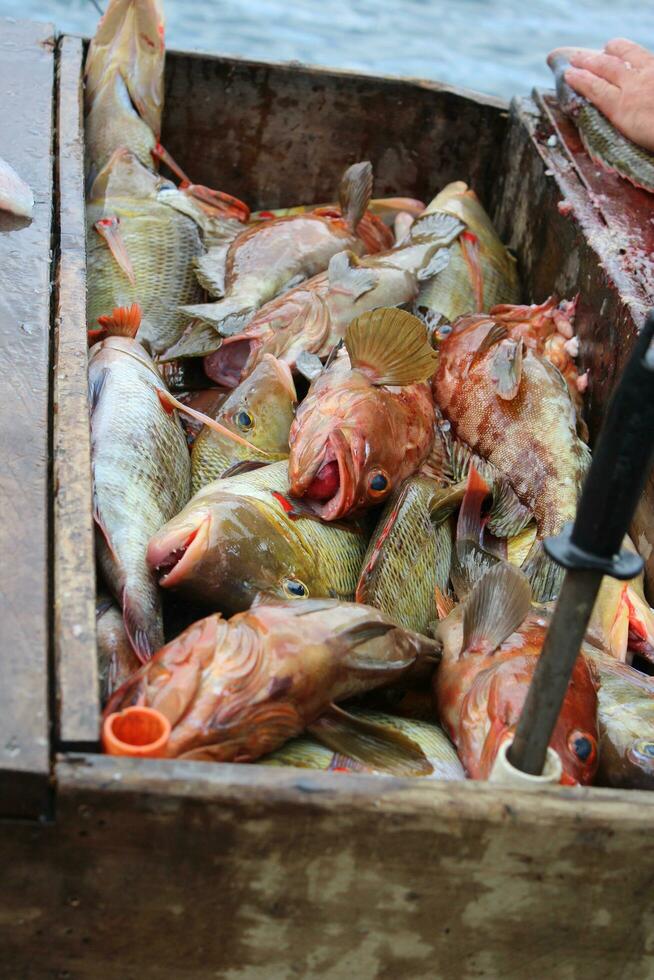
[
  {"left": 161, "top": 52, "right": 508, "bottom": 212},
  {"left": 53, "top": 35, "right": 100, "bottom": 749},
  {"left": 0, "top": 19, "right": 55, "bottom": 819},
  {"left": 0, "top": 754, "right": 653, "bottom": 979},
  {"left": 492, "top": 94, "right": 654, "bottom": 595}
]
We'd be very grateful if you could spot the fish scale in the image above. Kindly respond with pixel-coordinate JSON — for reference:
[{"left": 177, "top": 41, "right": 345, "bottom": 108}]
[
  {"left": 90, "top": 336, "right": 191, "bottom": 656},
  {"left": 87, "top": 193, "right": 205, "bottom": 354}
]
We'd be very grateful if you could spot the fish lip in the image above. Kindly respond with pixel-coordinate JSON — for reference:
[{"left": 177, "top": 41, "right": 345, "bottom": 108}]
[
  {"left": 300, "top": 429, "right": 357, "bottom": 520},
  {"left": 148, "top": 515, "right": 211, "bottom": 588}
]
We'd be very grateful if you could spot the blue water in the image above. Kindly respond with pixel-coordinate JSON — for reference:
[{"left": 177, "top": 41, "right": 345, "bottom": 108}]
[{"left": 1, "top": 0, "right": 653, "bottom": 100}]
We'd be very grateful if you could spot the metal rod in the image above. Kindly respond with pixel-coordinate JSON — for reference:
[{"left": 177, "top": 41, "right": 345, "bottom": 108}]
[{"left": 507, "top": 569, "right": 601, "bottom": 775}]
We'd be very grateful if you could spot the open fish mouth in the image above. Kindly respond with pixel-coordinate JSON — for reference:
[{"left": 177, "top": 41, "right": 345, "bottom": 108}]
[
  {"left": 300, "top": 429, "right": 357, "bottom": 520},
  {"left": 204, "top": 338, "right": 255, "bottom": 387},
  {"left": 147, "top": 516, "right": 211, "bottom": 587}
]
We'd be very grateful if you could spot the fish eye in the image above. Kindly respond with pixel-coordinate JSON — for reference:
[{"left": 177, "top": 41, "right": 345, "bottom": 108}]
[
  {"left": 368, "top": 470, "right": 390, "bottom": 498},
  {"left": 568, "top": 731, "right": 597, "bottom": 766},
  {"left": 437, "top": 324, "right": 452, "bottom": 338},
  {"left": 282, "top": 578, "right": 309, "bottom": 598},
  {"left": 235, "top": 410, "right": 254, "bottom": 431},
  {"left": 629, "top": 740, "right": 654, "bottom": 766}
]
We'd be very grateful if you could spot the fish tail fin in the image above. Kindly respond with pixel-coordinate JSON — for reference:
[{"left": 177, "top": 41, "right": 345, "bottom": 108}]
[
  {"left": 339, "top": 161, "right": 373, "bottom": 231},
  {"left": 85, "top": 0, "right": 165, "bottom": 136},
  {"left": 122, "top": 586, "right": 162, "bottom": 664},
  {"left": 522, "top": 537, "right": 564, "bottom": 602},
  {"left": 96, "top": 303, "right": 142, "bottom": 338},
  {"left": 462, "top": 562, "right": 532, "bottom": 654},
  {"left": 179, "top": 297, "right": 256, "bottom": 337}
]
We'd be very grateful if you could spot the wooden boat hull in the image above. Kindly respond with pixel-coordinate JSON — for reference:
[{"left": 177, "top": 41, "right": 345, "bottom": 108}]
[{"left": 1, "top": 24, "right": 653, "bottom": 979}]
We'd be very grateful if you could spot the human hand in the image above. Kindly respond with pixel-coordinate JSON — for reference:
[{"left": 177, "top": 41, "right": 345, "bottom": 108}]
[{"left": 554, "top": 39, "right": 654, "bottom": 153}]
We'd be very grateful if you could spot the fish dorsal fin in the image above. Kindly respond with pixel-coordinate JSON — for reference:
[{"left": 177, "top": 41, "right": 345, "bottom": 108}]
[
  {"left": 96, "top": 303, "right": 142, "bottom": 339},
  {"left": 308, "top": 703, "right": 433, "bottom": 776},
  {"left": 410, "top": 211, "right": 464, "bottom": 245},
  {"left": 328, "top": 250, "right": 378, "bottom": 299},
  {"left": 462, "top": 562, "right": 532, "bottom": 654},
  {"left": 338, "top": 161, "right": 373, "bottom": 231},
  {"left": 345, "top": 308, "right": 438, "bottom": 386},
  {"left": 471, "top": 321, "right": 508, "bottom": 364},
  {"left": 491, "top": 338, "right": 524, "bottom": 400}
]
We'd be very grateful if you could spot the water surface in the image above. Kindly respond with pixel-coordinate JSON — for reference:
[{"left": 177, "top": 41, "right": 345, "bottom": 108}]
[{"left": 1, "top": 0, "right": 653, "bottom": 100}]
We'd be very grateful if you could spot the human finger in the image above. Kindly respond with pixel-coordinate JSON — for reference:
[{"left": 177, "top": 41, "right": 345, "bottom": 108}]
[
  {"left": 568, "top": 50, "right": 629, "bottom": 86},
  {"left": 564, "top": 67, "right": 620, "bottom": 117},
  {"left": 547, "top": 46, "right": 598, "bottom": 69},
  {"left": 604, "top": 37, "right": 653, "bottom": 69}
]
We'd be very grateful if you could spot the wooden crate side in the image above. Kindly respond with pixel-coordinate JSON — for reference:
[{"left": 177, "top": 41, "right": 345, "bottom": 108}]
[
  {"left": 0, "top": 754, "right": 652, "bottom": 979},
  {"left": 53, "top": 35, "right": 100, "bottom": 749},
  {"left": 493, "top": 95, "right": 654, "bottom": 594},
  {"left": 0, "top": 19, "right": 55, "bottom": 819},
  {"left": 161, "top": 51, "right": 508, "bottom": 212}
]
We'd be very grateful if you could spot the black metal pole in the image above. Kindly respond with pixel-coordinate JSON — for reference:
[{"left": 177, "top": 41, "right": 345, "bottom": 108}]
[{"left": 508, "top": 310, "right": 654, "bottom": 776}]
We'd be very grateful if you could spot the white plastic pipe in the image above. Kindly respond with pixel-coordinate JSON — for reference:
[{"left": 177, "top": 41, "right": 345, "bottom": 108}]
[{"left": 489, "top": 738, "right": 562, "bottom": 786}]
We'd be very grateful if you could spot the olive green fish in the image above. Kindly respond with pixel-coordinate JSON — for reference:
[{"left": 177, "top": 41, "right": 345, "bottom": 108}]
[
  {"left": 190, "top": 355, "right": 296, "bottom": 494},
  {"left": 414, "top": 182, "right": 519, "bottom": 329},
  {"left": 356, "top": 478, "right": 465, "bottom": 634},
  {"left": 583, "top": 649, "right": 654, "bottom": 790},
  {"left": 87, "top": 147, "right": 239, "bottom": 355},
  {"left": 549, "top": 52, "right": 654, "bottom": 194},
  {"left": 261, "top": 708, "right": 465, "bottom": 780},
  {"left": 147, "top": 460, "right": 370, "bottom": 614}
]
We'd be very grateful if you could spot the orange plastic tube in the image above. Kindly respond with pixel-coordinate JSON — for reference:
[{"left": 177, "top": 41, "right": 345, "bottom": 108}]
[{"left": 102, "top": 706, "right": 171, "bottom": 758}]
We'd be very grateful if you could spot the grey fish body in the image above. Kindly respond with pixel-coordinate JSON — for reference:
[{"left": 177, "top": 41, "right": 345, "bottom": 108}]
[
  {"left": 90, "top": 336, "right": 191, "bottom": 657},
  {"left": 96, "top": 593, "right": 141, "bottom": 703}
]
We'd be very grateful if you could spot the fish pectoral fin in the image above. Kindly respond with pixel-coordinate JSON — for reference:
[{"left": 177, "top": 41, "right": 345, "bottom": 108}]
[
  {"left": 193, "top": 246, "right": 230, "bottom": 298},
  {"left": 462, "top": 561, "right": 532, "bottom": 654},
  {"left": 345, "top": 308, "right": 438, "bottom": 385},
  {"left": 328, "top": 250, "right": 379, "bottom": 299},
  {"left": 416, "top": 246, "right": 451, "bottom": 282},
  {"left": 295, "top": 350, "right": 324, "bottom": 381},
  {"left": 179, "top": 298, "right": 256, "bottom": 337},
  {"left": 155, "top": 387, "right": 270, "bottom": 454},
  {"left": 94, "top": 215, "right": 136, "bottom": 286},
  {"left": 338, "top": 161, "right": 373, "bottom": 231},
  {"left": 159, "top": 320, "right": 223, "bottom": 361},
  {"left": 434, "top": 586, "right": 456, "bottom": 621},
  {"left": 522, "top": 538, "right": 564, "bottom": 603},
  {"left": 451, "top": 466, "right": 498, "bottom": 598},
  {"left": 308, "top": 704, "right": 433, "bottom": 776},
  {"left": 490, "top": 339, "right": 523, "bottom": 400}
]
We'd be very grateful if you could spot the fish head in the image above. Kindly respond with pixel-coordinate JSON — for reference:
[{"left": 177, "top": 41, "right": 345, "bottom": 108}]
[
  {"left": 88, "top": 147, "right": 163, "bottom": 204},
  {"left": 216, "top": 354, "right": 296, "bottom": 455},
  {"left": 437, "top": 314, "right": 501, "bottom": 369},
  {"left": 147, "top": 481, "right": 324, "bottom": 613},
  {"left": 288, "top": 371, "right": 399, "bottom": 520}
]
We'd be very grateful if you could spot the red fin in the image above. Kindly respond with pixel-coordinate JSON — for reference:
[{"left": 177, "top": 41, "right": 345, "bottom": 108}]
[
  {"left": 180, "top": 181, "right": 250, "bottom": 222},
  {"left": 157, "top": 388, "right": 176, "bottom": 415},
  {"left": 88, "top": 327, "right": 107, "bottom": 346},
  {"left": 272, "top": 491, "right": 296, "bottom": 515},
  {"left": 97, "top": 303, "right": 142, "bottom": 339},
  {"left": 457, "top": 466, "right": 492, "bottom": 547},
  {"left": 94, "top": 216, "right": 136, "bottom": 286},
  {"left": 460, "top": 230, "right": 484, "bottom": 312},
  {"left": 151, "top": 141, "right": 191, "bottom": 182},
  {"left": 434, "top": 585, "right": 456, "bottom": 620}
]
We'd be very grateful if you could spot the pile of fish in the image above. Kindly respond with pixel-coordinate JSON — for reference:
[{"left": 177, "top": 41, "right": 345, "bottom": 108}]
[{"left": 88, "top": 0, "right": 654, "bottom": 788}]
